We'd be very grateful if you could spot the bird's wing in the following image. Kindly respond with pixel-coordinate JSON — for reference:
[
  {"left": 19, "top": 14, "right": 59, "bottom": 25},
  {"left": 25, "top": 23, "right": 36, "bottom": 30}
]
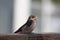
[
  {"left": 21, "top": 25, "right": 28, "bottom": 30},
  {"left": 14, "top": 23, "right": 27, "bottom": 33},
  {"left": 14, "top": 20, "right": 33, "bottom": 33},
  {"left": 27, "top": 22, "right": 35, "bottom": 32}
]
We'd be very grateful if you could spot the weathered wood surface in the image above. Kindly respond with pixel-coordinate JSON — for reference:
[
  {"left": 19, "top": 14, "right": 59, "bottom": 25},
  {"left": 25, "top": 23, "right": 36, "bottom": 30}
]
[
  {"left": 0, "top": 33, "right": 60, "bottom": 40},
  {"left": 0, "top": 33, "right": 43, "bottom": 40},
  {"left": 42, "top": 33, "right": 60, "bottom": 40}
]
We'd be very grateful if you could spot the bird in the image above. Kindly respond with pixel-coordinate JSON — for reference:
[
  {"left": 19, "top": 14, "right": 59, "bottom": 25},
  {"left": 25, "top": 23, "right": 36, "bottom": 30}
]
[{"left": 14, "top": 15, "right": 37, "bottom": 34}]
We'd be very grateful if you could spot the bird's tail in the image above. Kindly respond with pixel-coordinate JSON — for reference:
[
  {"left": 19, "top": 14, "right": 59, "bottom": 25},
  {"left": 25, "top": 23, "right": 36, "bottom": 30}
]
[
  {"left": 14, "top": 31, "right": 18, "bottom": 33},
  {"left": 14, "top": 29, "right": 22, "bottom": 33}
]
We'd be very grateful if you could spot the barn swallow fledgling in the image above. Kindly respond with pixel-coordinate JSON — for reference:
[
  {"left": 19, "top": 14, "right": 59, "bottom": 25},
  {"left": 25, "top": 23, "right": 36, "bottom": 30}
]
[{"left": 14, "top": 15, "right": 37, "bottom": 33}]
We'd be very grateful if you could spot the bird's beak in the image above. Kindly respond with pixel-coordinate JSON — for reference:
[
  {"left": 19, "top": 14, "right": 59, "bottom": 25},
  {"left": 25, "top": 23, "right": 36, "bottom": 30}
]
[
  {"left": 35, "top": 16, "right": 38, "bottom": 20},
  {"left": 36, "top": 16, "right": 38, "bottom": 19}
]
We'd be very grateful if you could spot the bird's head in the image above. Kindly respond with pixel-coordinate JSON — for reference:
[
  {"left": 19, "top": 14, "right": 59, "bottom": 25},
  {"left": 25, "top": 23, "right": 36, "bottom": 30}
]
[{"left": 28, "top": 15, "right": 37, "bottom": 21}]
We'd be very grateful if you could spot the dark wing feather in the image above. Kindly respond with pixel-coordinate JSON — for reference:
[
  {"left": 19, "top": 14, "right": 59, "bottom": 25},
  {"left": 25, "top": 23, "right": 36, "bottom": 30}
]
[
  {"left": 14, "top": 23, "right": 27, "bottom": 33},
  {"left": 14, "top": 20, "right": 33, "bottom": 33}
]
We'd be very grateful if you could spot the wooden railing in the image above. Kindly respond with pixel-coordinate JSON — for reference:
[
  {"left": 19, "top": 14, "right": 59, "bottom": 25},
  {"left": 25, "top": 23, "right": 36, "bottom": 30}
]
[
  {"left": 42, "top": 33, "right": 60, "bottom": 40},
  {"left": 0, "top": 33, "right": 43, "bottom": 40},
  {"left": 0, "top": 33, "right": 60, "bottom": 40}
]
